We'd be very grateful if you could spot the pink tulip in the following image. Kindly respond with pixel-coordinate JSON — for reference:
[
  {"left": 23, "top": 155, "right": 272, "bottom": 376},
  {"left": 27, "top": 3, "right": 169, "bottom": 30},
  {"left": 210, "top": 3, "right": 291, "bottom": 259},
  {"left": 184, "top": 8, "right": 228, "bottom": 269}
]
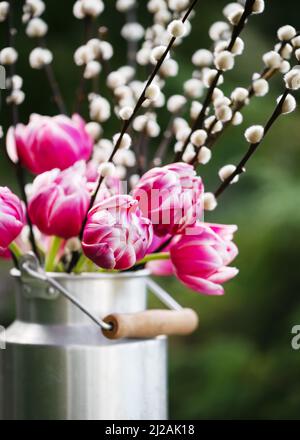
[
  {"left": 146, "top": 233, "right": 174, "bottom": 276},
  {"left": 133, "top": 162, "right": 204, "bottom": 236},
  {"left": 82, "top": 195, "right": 153, "bottom": 270},
  {"left": 170, "top": 223, "right": 239, "bottom": 295},
  {"left": 0, "top": 187, "right": 25, "bottom": 252},
  {"left": 7, "top": 114, "right": 93, "bottom": 174},
  {"left": 28, "top": 163, "right": 91, "bottom": 239}
]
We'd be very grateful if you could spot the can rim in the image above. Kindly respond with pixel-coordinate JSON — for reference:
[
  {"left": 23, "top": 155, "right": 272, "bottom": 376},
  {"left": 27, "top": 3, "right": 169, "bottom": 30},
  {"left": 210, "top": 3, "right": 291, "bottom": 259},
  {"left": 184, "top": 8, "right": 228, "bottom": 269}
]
[{"left": 10, "top": 268, "right": 150, "bottom": 281}]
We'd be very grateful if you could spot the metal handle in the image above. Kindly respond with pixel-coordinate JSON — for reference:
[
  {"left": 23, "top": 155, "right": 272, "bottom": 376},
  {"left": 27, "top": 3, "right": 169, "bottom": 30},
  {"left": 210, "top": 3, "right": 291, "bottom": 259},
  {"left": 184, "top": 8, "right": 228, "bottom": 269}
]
[
  {"left": 20, "top": 254, "right": 112, "bottom": 331},
  {"left": 19, "top": 253, "right": 199, "bottom": 339}
]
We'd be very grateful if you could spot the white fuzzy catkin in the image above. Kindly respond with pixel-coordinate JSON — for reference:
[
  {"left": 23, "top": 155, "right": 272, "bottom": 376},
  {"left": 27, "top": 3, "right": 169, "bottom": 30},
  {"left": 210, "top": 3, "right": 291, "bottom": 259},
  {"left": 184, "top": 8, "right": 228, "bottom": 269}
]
[
  {"left": 284, "top": 68, "right": 300, "bottom": 90},
  {"left": 191, "top": 129, "right": 207, "bottom": 147},
  {"left": 146, "top": 120, "right": 160, "bottom": 137},
  {"left": 119, "top": 106, "right": 134, "bottom": 120},
  {"left": 6, "top": 90, "right": 25, "bottom": 105},
  {"left": 292, "top": 36, "right": 300, "bottom": 48},
  {"left": 203, "top": 69, "right": 223, "bottom": 88},
  {"left": 160, "top": 58, "right": 178, "bottom": 77},
  {"left": 24, "top": 0, "right": 45, "bottom": 18},
  {"left": 26, "top": 18, "right": 48, "bottom": 37},
  {"left": 29, "top": 48, "right": 52, "bottom": 69},
  {"left": 84, "top": 61, "right": 101, "bottom": 79},
  {"left": 204, "top": 193, "right": 217, "bottom": 211},
  {"left": 244, "top": 125, "right": 264, "bottom": 144},
  {"left": 277, "top": 94, "right": 297, "bottom": 114},
  {"left": 74, "top": 45, "right": 94, "bottom": 66},
  {"left": 89, "top": 95, "right": 111, "bottom": 122},
  {"left": 116, "top": 0, "right": 135, "bottom": 12},
  {"left": 231, "top": 87, "right": 249, "bottom": 103},
  {"left": 184, "top": 78, "right": 203, "bottom": 98},
  {"left": 107, "top": 71, "right": 126, "bottom": 89},
  {"left": 252, "top": 0, "right": 265, "bottom": 14},
  {"left": 99, "top": 41, "right": 113, "bottom": 60},
  {"left": 121, "top": 22, "right": 144, "bottom": 41},
  {"left": 219, "top": 165, "right": 239, "bottom": 183},
  {"left": 252, "top": 78, "right": 269, "bottom": 97},
  {"left": 214, "top": 51, "right": 235, "bottom": 71},
  {"left": 230, "top": 37, "right": 245, "bottom": 55},
  {"left": 277, "top": 25, "right": 296, "bottom": 42},
  {"left": 113, "top": 132, "right": 132, "bottom": 149},
  {"left": 167, "top": 95, "right": 186, "bottom": 113},
  {"left": 190, "top": 101, "right": 203, "bottom": 119},
  {"left": 279, "top": 60, "right": 290, "bottom": 74},
  {"left": 227, "top": 9, "right": 243, "bottom": 26},
  {"left": 145, "top": 83, "right": 160, "bottom": 101},
  {"left": 81, "top": 0, "right": 105, "bottom": 17},
  {"left": 150, "top": 45, "right": 169, "bottom": 64},
  {"left": 0, "top": 2, "right": 9, "bottom": 22},
  {"left": 167, "top": 20, "right": 186, "bottom": 38},
  {"left": 209, "top": 21, "right": 230, "bottom": 41},
  {"left": 192, "top": 49, "right": 213, "bottom": 67},
  {"left": 168, "top": 0, "right": 189, "bottom": 12},
  {"left": 204, "top": 116, "right": 223, "bottom": 133},
  {"left": 262, "top": 51, "right": 282, "bottom": 69},
  {"left": 98, "top": 162, "right": 116, "bottom": 177},
  {"left": 130, "top": 174, "right": 140, "bottom": 188},
  {"left": 215, "top": 105, "right": 233, "bottom": 122},
  {"left": 182, "top": 144, "right": 196, "bottom": 163},
  {"left": 7, "top": 75, "right": 23, "bottom": 90},
  {"left": 232, "top": 111, "right": 243, "bottom": 126},
  {"left": 85, "top": 122, "right": 102, "bottom": 140},
  {"left": 197, "top": 146, "right": 212, "bottom": 165},
  {"left": 0, "top": 47, "right": 18, "bottom": 65}
]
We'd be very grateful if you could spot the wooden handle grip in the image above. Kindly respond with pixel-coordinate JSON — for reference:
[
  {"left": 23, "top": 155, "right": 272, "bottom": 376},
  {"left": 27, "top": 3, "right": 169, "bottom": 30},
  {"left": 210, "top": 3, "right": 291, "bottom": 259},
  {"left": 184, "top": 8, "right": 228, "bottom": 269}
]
[{"left": 102, "top": 308, "right": 199, "bottom": 340}]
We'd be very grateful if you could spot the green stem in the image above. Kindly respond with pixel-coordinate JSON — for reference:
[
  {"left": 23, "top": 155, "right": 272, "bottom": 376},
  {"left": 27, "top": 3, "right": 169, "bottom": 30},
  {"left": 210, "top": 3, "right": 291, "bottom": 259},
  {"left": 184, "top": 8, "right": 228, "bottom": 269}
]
[
  {"left": 135, "top": 252, "right": 170, "bottom": 266},
  {"left": 73, "top": 254, "right": 88, "bottom": 274},
  {"left": 45, "top": 236, "right": 63, "bottom": 272},
  {"left": 9, "top": 241, "right": 23, "bottom": 259}
]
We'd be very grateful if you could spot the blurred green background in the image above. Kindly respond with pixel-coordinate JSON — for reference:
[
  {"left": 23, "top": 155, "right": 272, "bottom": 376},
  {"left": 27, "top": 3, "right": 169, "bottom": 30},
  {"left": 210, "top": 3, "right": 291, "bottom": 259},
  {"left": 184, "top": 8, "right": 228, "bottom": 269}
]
[{"left": 1, "top": 0, "right": 300, "bottom": 420}]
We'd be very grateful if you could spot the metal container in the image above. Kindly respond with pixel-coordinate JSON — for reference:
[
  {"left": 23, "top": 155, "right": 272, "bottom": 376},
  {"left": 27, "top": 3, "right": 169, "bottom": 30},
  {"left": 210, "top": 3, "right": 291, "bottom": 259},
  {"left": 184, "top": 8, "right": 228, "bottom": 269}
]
[{"left": 0, "top": 270, "right": 167, "bottom": 420}]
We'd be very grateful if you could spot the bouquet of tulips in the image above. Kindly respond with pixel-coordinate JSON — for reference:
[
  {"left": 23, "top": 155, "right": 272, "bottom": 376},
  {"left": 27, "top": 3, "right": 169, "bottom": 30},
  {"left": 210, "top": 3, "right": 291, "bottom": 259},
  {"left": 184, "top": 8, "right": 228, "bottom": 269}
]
[{"left": 0, "top": 0, "right": 299, "bottom": 297}]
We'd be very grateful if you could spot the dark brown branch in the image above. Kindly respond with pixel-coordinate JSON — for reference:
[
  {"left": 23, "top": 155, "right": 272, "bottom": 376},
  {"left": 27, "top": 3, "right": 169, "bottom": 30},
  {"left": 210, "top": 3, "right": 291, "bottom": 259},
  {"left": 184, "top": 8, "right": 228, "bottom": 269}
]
[
  {"left": 176, "top": 0, "right": 256, "bottom": 161},
  {"left": 214, "top": 89, "right": 289, "bottom": 198},
  {"left": 7, "top": 0, "right": 40, "bottom": 260}
]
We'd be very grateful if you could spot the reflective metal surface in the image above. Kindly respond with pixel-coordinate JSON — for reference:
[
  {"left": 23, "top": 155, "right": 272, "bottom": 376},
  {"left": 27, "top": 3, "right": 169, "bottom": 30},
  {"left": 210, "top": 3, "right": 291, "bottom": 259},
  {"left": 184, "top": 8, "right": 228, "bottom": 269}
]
[{"left": 0, "top": 271, "right": 167, "bottom": 420}]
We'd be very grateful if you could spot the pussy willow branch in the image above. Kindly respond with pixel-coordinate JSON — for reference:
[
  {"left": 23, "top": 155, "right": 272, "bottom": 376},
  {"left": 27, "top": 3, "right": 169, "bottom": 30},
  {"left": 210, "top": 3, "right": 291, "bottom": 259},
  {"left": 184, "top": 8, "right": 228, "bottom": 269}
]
[
  {"left": 201, "top": 32, "right": 300, "bottom": 154},
  {"left": 25, "top": 3, "right": 67, "bottom": 115},
  {"left": 176, "top": 0, "right": 256, "bottom": 161},
  {"left": 79, "top": 0, "right": 200, "bottom": 240},
  {"left": 38, "top": 37, "right": 67, "bottom": 114},
  {"left": 74, "top": 15, "right": 94, "bottom": 113},
  {"left": 7, "top": 0, "right": 40, "bottom": 260},
  {"left": 214, "top": 88, "right": 290, "bottom": 198},
  {"left": 151, "top": 109, "right": 184, "bottom": 167}
]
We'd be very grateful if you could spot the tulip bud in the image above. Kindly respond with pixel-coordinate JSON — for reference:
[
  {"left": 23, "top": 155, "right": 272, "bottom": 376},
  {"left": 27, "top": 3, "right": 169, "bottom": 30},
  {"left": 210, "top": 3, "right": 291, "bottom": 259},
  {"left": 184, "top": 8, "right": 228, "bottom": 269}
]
[
  {"left": 82, "top": 195, "right": 153, "bottom": 270},
  {"left": 28, "top": 164, "right": 91, "bottom": 239},
  {"left": 7, "top": 114, "right": 93, "bottom": 174},
  {"left": 0, "top": 187, "right": 25, "bottom": 251}
]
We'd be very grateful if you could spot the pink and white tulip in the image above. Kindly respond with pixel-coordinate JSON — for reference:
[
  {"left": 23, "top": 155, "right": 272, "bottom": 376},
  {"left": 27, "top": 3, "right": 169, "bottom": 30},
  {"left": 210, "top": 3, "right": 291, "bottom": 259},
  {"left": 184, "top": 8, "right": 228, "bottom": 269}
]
[
  {"left": 82, "top": 195, "right": 153, "bottom": 270},
  {"left": 170, "top": 223, "right": 239, "bottom": 295},
  {"left": 7, "top": 114, "right": 93, "bottom": 174},
  {"left": 28, "top": 163, "right": 91, "bottom": 239},
  {"left": 133, "top": 163, "right": 204, "bottom": 236},
  {"left": 0, "top": 187, "right": 25, "bottom": 253}
]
